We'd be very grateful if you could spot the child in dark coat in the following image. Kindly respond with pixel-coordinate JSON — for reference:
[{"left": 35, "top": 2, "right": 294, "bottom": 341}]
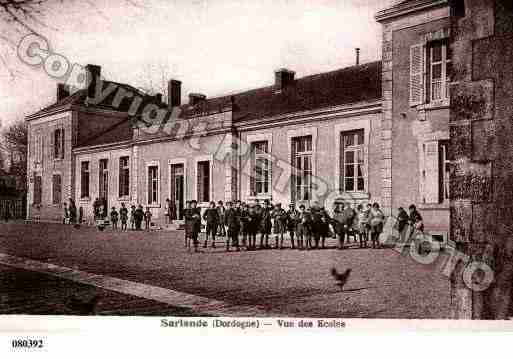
[
  {"left": 203, "top": 201, "right": 220, "bottom": 248},
  {"left": 110, "top": 207, "right": 119, "bottom": 230}
]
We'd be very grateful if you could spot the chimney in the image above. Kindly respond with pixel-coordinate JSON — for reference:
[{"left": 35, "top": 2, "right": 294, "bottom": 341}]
[
  {"left": 355, "top": 48, "right": 361, "bottom": 66},
  {"left": 188, "top": 93, "right": 206, "bottom": 106},
  {"left": 85, "top": 64, "right": 101, "bottom": 100},
  {"left": 57, "top": 83, "right": 70, "bottom": 101},
  {"left": 168, "top": 79, "right": 181, "bottom": 108},
  {"left": 275, "top": 68, "right": 295, "bottom": 90}
]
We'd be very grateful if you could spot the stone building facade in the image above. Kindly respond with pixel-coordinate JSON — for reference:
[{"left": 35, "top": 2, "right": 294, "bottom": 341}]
[
  {"left": 449, "top": 0, "right": 513, "bottom": 319},
  {"left": 25, "top": 0, "right": 453, "bottom": 244}
]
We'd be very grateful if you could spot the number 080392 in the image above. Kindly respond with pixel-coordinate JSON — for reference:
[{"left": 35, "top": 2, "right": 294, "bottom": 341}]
[{"left": 11, "top": 339, "right": 44, "bottom": 349}]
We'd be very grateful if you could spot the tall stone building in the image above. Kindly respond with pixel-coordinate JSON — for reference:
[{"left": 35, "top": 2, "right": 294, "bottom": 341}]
[{"left": 449, "top": 0, "right": 513, "bottom": 319}]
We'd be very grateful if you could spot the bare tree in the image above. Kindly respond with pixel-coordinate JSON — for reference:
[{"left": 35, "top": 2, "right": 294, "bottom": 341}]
[{"left": 1, "top": 119, "right": 27, "bottom": 190}]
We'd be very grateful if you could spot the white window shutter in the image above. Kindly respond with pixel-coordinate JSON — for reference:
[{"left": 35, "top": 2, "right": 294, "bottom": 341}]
[
  {"left": 410, "top": 44, "right": 424, "bottom": 106},
  {"left": 422, "top": 141, "right": 439, "bottom": 203}
]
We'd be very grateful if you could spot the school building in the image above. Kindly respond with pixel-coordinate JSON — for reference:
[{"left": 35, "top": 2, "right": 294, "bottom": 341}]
[{"left": 25, "top": 0, "right": 453, "bottom": 240}]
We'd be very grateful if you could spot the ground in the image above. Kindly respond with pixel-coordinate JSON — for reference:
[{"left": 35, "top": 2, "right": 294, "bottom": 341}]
[{"left": 0, "top": 222, "right": 450, "bottom": 318}]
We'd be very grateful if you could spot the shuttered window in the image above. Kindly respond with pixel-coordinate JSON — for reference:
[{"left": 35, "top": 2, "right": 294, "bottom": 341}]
[
  {"left": 80, "top": 161, "right": 90, "bottom": 198},
  {"left": 33, "top": 174, "right": 42, "bottom": 204},
  {"left": 439, "top": 141, "right": 450, "bottom": 203},
  {"left": 119, "top": 156, "right": 130, "bottom": 197},
  {"left": 421, "top": 141, "right": 439, "bottom": 204},
  {"left": 197, "top": 161, "right": 210, "bottom": 202},
  {"left": 410, "top": 44, "right": 424, "bottom": 106},
  {"left": 52, "top": 174, "right": 62, "bottom": 204}
]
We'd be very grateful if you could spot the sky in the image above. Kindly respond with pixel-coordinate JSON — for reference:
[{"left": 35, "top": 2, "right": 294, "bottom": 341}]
[{"left": 0, "top": 0, "right": 398, "bottom": 129}]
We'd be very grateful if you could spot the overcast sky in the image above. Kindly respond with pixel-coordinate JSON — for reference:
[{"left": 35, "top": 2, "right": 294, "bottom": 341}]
[{"left": 0, "top": 0, "right": 397, "bottom": 128}]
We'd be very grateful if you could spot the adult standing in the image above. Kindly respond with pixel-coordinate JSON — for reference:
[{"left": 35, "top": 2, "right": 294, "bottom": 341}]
[
  {"left": 185, "top": 200, "right": 201, "bottom": 252},
  {"left": 259, "top": 200, "right": 272, "bottom": 249},
  {"left": 224, "top": 201, "right": 240, "bottom": 251},
  {"left": 68, "top": 198, "right": 77, "bottom": 225},
  {"left": 134, "top": 205, "right": 144, "bottom": 231}
]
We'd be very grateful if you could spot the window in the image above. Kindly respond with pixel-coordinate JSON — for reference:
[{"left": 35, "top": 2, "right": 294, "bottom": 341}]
[
  {"left": 99, "top": 159, "right": 108, "bottom": 200},
  {"left": 119, "top": 156, "right": 130, "bottom": 197},
  {"left": 53, "top": 128, "right": 65, "bottom": 159},
  {"left": 451, "top": 0, "right": 466, "bottom": 18},
  {"left": 52, "top": 174, "right": 62, "bottom": 204},
  {"left": 250, "top": 141, "right": 270, "bottom": 196},
  {"left": 439, "top": 141, "right": 450, "bottom": 203},
  {"left": 291, "top": 136, "right": 312, "bottom": 202},
  {"left": 197, "top": 161, "right": 210, "bottom": 202},
  {"left": 147, "top": 165, "right": 159, "bottom": 205},
  {"left": 428, "top": 41, "right": 451, "bottom": 102},
  {"left": 410, "top": 38, "right": 452, "bottom": 106},
  {"left": 80, "top": 161, "right": 90, "bottom": 198},
  {"left": 421, "top": 140, "right": 450, "bottom": 204},
  {"left": 340, "top": 130, "right": 365, "bottom": 192},
  {"left": 34, "top": 133, "right": 43, "bottom": 163},
  {"left": 33, "top": 173, "right": 42, "bottom": 205}
]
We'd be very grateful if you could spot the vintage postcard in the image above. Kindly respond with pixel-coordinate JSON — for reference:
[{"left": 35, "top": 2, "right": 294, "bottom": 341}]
[{"left": 1, "top": 0, "right": 513, "bottom": 354}]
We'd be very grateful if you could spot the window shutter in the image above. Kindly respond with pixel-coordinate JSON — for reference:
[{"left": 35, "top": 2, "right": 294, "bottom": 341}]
[
  {"left": 339, "top": 133, "right": 344, "bottom": 192},
  {"left": 410, "top": 44, "right": 424, "bottom": 106},
  {"left": 250, "top": 149, "right": 256, "bottom": 196},
  {"left": 197, "top": 163, "right": 203, "bottom": 202},
  {"left": 422, "top": 141, "right": 439, "bottom": 203},
  {"left": 50, "top": 129, "right": 55, "bottom": 159}
]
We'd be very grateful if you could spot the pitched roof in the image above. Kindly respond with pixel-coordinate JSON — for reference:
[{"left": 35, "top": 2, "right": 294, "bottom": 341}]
[{"left": 178, "top": 61, "right": 382, "bottom": 123}]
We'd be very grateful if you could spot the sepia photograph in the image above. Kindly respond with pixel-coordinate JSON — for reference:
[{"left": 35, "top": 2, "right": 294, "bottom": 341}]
[{"left": 0, "top": 0, "right": 513, "bottom": 343}]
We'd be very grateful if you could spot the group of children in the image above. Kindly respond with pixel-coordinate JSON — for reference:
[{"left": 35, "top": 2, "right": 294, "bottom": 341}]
[
  {"left": 107, "top": 203, "right": 154, "bottom": 231},
  {"left": 183, "top": 199, "right": 423, "bottom": 253}
]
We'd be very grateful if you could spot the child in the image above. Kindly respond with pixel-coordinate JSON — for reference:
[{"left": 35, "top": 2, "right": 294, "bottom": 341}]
[
  {"left": 239, "top": 203, "right": 250, "bottom": 249},
  {"left": 187, "top": 200, "right": 201, "bottom": 252},
  {"left": 319, "top": 209, "right": 331, "bottom": 249},
  {"left": 144, "top": 207, "right": 152, "bottom": 231},
  {"left": 203, "top": 201, "right": 219, "bottom": 248},
  {"left": 184, "top": 201, "right": 191, "bottom": 247},
  {"left": 224, "top": 201, "right": 240, "bottom": 251},
  {"left": 260, "top": 200, "right": 272, "bottom": 249},
  {"left": 286, "top": 204, "right": 299, "bottom": 249},
  {"left": 216, "top": 201, "right": 226, "bottom": 237},
  {"left": 271, "top": 203, "right": 287, "bottom": 249},
  {"left": 110, "top": 207, "right": 119, "bottom": 230},
  {"left": 130, "top": 205, "right": 136, "bottom": 230},
  {"left": 369, "top": 203, "right": 385, "bottom": 249},
  {"left": 355, "top": 204, "right": 369, "bottom": 248},
  {"left": 295, "top": 205, "right": 310, "bottom": 250},
  {"left": 119, "top": 203, "right": 128, "bottom": 231}
]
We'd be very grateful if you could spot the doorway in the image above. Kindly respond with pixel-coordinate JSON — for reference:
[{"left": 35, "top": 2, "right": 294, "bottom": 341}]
[{"left": 170, "top": 163, "right": 185, "bottom": 220}]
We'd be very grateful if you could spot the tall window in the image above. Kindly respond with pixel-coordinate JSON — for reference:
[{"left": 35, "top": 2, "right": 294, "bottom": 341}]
[
  {"left": 80, "top": 161, "right": 90, "bottom": 198},
  {"left": 250, "top": 141, "right": 270, "bottom": 196},
  {"left": 291, "top": 136, "right": 312, "bottom": 202},
  {"left": 119, "top": 156, "right": 130, "bottom": 197},
  {"left": 428, "top": 41, "right": 451, "bottom": 102},
  {"left": 197, "top": 161, "right": 210, "bottom": 202},
  {"left": 340, "top": 130, "right": 365, "bottom": 192},
  {"left": 34, "top": 133, "right": 43, "bottom": 163},
  {"left": 439, "top": 141, "right": 450, "bottom": 203},
  {"left": 33, "top": 173, "right": 42, "bottom": 205},
  {"left": 52, "top": 174, "right": 62, "bottom": 204},
  {"left": 147, "top": 165, "right": 159, "bottom": 205},
  {"left": 99, "top": 159, "right": 109, "bottom": 201},
  {"left": 54, "top": 128, "right": 65, "bottom": 159}
]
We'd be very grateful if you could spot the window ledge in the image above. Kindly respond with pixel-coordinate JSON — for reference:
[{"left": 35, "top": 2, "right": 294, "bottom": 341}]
[
  {"left": 79, "top": 197, "right": 91, "bottom": 202},
  {"left": 334, "top": 192, "right": 371, "bottom": 201},
  {"left": 418, "top": 203, "right": 450, "bottom": 211},
  {"left": 146, "top": 203, "right": 161, "bottom": 208},
  {"left": 118, "top": 196, "right": 130, "bottom": 201},
  {"left": 416, "top": 101, "right": 449, "bottom": 112}
]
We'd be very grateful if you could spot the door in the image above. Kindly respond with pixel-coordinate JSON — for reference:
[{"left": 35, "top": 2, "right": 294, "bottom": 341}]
[{"left": 170, "top": 163, "right": 185, "bottom": 220}]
